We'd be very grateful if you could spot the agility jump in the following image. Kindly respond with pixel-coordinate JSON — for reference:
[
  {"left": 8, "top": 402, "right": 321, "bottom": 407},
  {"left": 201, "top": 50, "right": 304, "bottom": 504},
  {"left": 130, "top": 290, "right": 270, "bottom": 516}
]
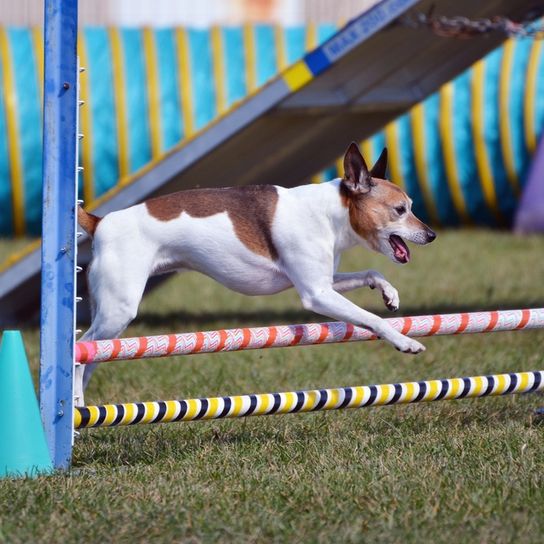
[
  {"left": 75, "top": 308, "right": 544, "bottom": 365},
  {"left": 39, "top": 0, "right": 544, "bottom": 471},
  {"left": 74, "top": 308, "right": 544, "bottom": 429},
  {"left": 75, "top": 370, "right": 544, "bottom": 429}
]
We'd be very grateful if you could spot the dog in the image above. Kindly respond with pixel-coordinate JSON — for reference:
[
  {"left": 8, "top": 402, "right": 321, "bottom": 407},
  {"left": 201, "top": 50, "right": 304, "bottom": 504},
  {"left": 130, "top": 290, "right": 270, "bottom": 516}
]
[{"left": 75, "top": 142, "right": 436, "bottom": 406}]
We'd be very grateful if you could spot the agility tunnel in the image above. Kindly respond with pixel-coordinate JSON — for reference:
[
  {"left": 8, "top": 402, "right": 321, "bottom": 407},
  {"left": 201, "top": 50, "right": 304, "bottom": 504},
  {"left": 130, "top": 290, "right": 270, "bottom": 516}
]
[
  {"left": 0, "top": 26, "right": 543, "bottom": 236},
  {"left": 73, "top": 308, "right": 544, "bottom": 429},
  {"left": 6, "top": 4, "right": 533, "bottom": 328}
]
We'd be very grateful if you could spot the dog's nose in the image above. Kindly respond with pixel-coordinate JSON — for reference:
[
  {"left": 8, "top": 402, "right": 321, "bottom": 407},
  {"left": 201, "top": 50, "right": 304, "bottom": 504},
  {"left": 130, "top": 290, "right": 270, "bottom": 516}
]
[{"left": 426, "top": 229, "right": 437, "bottom": 243}]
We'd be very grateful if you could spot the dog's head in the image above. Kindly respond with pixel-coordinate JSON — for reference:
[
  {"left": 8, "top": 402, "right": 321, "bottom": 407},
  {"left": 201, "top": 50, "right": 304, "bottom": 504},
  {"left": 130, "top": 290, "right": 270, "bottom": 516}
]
[{"left": 340, "top": 142, "right": 436, "bottom": 264}]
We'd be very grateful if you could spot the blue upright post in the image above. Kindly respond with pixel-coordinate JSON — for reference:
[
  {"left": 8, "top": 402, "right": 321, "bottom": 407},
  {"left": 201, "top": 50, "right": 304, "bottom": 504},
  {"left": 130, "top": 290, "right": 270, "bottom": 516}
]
[{"left": 40, "top": 0, "right": 78, "bottom": 470}]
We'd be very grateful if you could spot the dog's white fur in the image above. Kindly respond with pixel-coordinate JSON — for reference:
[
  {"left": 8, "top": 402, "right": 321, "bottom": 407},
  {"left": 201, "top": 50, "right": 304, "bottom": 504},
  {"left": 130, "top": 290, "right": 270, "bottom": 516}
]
[{"left": 75, "top": 143, "right": 436, "bottom": 406}]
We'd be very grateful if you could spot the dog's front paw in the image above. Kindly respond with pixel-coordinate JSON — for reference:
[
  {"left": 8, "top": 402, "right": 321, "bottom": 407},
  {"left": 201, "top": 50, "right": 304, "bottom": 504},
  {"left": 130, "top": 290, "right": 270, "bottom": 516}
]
[
  {"left": 395, "top": 337, "right": 425, "bottom": 354},
  {"left": 369, "top": 273, "right": 399, "bottom": 311},
  {"left": 381, "top": 284, "right": 399, "bottom": 312}
]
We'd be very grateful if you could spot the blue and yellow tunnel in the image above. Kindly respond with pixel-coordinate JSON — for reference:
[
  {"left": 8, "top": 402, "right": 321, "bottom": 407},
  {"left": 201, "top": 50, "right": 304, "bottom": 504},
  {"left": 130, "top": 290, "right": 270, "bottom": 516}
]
[{"left": 0, "top": 25, "right": 543, "bottom": 235}]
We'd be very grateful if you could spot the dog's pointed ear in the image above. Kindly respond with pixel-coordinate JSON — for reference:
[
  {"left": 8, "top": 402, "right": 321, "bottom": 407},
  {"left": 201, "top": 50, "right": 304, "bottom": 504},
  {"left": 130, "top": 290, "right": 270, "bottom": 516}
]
[
  {"left": 370, "top": 147, "right": 388, "bottom": 179},
  {"left": 342, "top": 142, "right": 372, "bottom": 194}
]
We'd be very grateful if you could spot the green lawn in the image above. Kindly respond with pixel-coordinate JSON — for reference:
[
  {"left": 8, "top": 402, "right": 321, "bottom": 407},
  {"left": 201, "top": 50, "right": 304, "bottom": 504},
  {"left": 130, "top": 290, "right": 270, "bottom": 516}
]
[{"left": 1, "top": 230, "right": 544, "bottom": 543}]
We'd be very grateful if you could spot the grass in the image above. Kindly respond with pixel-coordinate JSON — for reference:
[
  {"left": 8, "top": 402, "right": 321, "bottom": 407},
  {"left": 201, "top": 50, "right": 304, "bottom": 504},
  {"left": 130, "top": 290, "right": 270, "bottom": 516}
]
[{"left": 1, "top": 229, "right": 544, "bottom": 543}]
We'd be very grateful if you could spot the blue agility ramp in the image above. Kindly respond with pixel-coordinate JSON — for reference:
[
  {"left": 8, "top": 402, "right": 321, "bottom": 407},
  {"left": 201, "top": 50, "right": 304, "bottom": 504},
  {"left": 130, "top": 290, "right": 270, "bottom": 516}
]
[{"left": 0, "top": 0, "right": 541, "bottom": 328}]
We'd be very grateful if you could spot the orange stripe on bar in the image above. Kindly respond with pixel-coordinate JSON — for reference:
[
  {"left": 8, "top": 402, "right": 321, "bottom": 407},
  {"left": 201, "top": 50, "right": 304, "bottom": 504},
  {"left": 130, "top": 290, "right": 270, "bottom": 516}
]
[
  {"left": 456, "top": 313, "right": 469, "bottom": 334},
  {"left": 401, "top": 317, "right": 412, "bottom": 335},
  {"left": 343, "top": 323, "right": 354, "bottom": 341},
  {"left": 317, "top": 324, "right": 329, "bottom": 343},
  {"left": 217, "top": 330, "right": 227, "bottom": 351},
  {"left": 194, "top": 332, "right": 204, "bottom": 353},
  {"left": 430, "top": 315, "right": 442, "bottom": 335},
  {"left": 265, "top": 327, "right": 277, "bottom": 347},
  {"left": 241, "top": 328, "right": 252, "bottom": 349},
  {"left": 516, "top": 309, "right": 531, "bottom": 330},
  {"left": 135, "top": 337, "right": 148, "bottom": 359},
  {"left": 485, "top": 311, "right": 499, "bottom": 332},
  {"left": 167, "top": 334, "right": 177, "bottom": 353}
]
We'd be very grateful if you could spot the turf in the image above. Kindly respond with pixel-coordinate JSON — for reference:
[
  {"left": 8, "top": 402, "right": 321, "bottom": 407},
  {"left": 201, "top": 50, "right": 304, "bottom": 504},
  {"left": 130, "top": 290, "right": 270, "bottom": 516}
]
[{"left": 1, "top": 230, "right": 544, "bottom": 543}]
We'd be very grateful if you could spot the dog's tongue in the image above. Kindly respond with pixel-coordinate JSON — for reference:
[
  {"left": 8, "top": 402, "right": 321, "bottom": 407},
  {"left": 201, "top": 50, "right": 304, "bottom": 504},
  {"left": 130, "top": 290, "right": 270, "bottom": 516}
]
[{"left": 390, "top": 235, "right": 410, "bottom": 263}]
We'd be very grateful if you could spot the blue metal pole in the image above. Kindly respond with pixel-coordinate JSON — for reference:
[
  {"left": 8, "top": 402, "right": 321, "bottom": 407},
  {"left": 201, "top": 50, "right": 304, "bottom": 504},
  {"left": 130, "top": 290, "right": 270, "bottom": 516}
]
[{"left": 40, "top": 0, "right": 78, "bottom": 470}]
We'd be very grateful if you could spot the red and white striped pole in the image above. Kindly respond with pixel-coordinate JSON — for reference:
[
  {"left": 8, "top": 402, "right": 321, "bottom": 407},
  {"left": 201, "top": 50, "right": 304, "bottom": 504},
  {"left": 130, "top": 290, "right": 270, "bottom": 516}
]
[{"left": 75, "top": 308, "right": 544, "bottom": 365}]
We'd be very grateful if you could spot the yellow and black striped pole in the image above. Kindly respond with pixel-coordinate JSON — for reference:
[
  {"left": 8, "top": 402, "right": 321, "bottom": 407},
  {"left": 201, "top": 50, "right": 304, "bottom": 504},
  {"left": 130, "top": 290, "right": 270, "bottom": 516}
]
[{"left": 75, "top": 370, "right": 543, "bottom": 429}]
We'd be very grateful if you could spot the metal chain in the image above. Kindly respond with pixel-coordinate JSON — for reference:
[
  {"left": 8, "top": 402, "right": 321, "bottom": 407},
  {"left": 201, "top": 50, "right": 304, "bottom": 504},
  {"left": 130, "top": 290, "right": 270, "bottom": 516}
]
[{"left": 398, "top": 8, "right": 544, "bottom": 39}]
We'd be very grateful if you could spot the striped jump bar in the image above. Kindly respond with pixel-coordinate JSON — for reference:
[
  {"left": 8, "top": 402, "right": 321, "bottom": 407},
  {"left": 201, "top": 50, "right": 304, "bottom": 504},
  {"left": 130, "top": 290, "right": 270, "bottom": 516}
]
[
  {"left": 75, "top": 308, "right": 544, "bottom": 365},
  {"left": 74, "top": 370, "right": 544, "bottom": 429}
]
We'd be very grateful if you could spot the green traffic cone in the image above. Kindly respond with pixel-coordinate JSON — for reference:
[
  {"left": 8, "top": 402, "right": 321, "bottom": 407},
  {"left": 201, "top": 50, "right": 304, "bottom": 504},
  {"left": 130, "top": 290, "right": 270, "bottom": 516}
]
[{"left": 0, "top": 330, "right": 53, "bottom": 478}]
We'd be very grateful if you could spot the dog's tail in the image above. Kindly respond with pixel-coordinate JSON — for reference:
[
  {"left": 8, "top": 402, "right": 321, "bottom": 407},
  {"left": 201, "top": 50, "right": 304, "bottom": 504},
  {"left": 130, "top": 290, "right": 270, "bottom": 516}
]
[{"left": 77, "top": 206, "right": 101, "bottom": 237}]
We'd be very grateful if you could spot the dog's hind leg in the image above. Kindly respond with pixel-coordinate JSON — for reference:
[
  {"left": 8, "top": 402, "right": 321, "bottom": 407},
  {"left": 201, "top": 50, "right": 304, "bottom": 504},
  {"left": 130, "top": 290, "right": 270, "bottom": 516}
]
[
  {"left": 74, "top": 251, "right": 152, "bottom": 406},
  {"left": 333, "top": 270, "right": 399, "bottom": 311}
]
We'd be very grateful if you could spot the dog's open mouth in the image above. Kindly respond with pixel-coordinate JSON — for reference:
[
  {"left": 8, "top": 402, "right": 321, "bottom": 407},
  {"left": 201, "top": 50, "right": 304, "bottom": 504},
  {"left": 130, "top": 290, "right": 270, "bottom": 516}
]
[{"left": 389, "top": 234, "right": 410, "bottom": 263}]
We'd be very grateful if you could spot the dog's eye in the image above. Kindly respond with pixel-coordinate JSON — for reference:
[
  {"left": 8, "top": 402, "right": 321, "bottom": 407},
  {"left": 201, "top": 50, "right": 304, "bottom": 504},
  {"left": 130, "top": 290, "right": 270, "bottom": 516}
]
[{"left": 395, "top": 205, "right": 406, "bottom": 215}]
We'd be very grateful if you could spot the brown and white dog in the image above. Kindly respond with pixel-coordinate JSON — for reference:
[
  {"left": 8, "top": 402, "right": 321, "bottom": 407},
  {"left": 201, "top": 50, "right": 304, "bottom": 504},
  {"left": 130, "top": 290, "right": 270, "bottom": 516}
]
[{"left": 75, "top": 142, "right": 436, "bottom": 405}]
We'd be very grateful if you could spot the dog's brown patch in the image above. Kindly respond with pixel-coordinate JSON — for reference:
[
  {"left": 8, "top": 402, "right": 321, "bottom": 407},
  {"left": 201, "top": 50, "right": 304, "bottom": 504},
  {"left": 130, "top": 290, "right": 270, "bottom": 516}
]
[
  {"left": 145, "top": 186, "right": 279, "bottom": 260},
  {"left": 77, "top": 207, "right": 101, "bottom": 237}
]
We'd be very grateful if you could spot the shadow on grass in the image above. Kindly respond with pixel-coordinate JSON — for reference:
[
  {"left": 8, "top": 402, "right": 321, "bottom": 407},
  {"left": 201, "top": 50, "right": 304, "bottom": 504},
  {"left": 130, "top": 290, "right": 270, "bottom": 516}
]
[
  {"left": 132, "top": 299, "right": 544, "bottom": 330},
  {"left": 73, "top": 423, "right": 305, "bottom": 469},
  {"left": 135, "top": 308, "right": 317, "bottom": 328}
]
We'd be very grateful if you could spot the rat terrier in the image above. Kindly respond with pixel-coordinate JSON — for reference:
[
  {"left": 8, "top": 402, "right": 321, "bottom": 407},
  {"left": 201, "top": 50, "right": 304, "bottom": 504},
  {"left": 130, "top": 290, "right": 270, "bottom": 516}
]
[{"left": 75, "top": 142, "right": 436, "bottom": 405}]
